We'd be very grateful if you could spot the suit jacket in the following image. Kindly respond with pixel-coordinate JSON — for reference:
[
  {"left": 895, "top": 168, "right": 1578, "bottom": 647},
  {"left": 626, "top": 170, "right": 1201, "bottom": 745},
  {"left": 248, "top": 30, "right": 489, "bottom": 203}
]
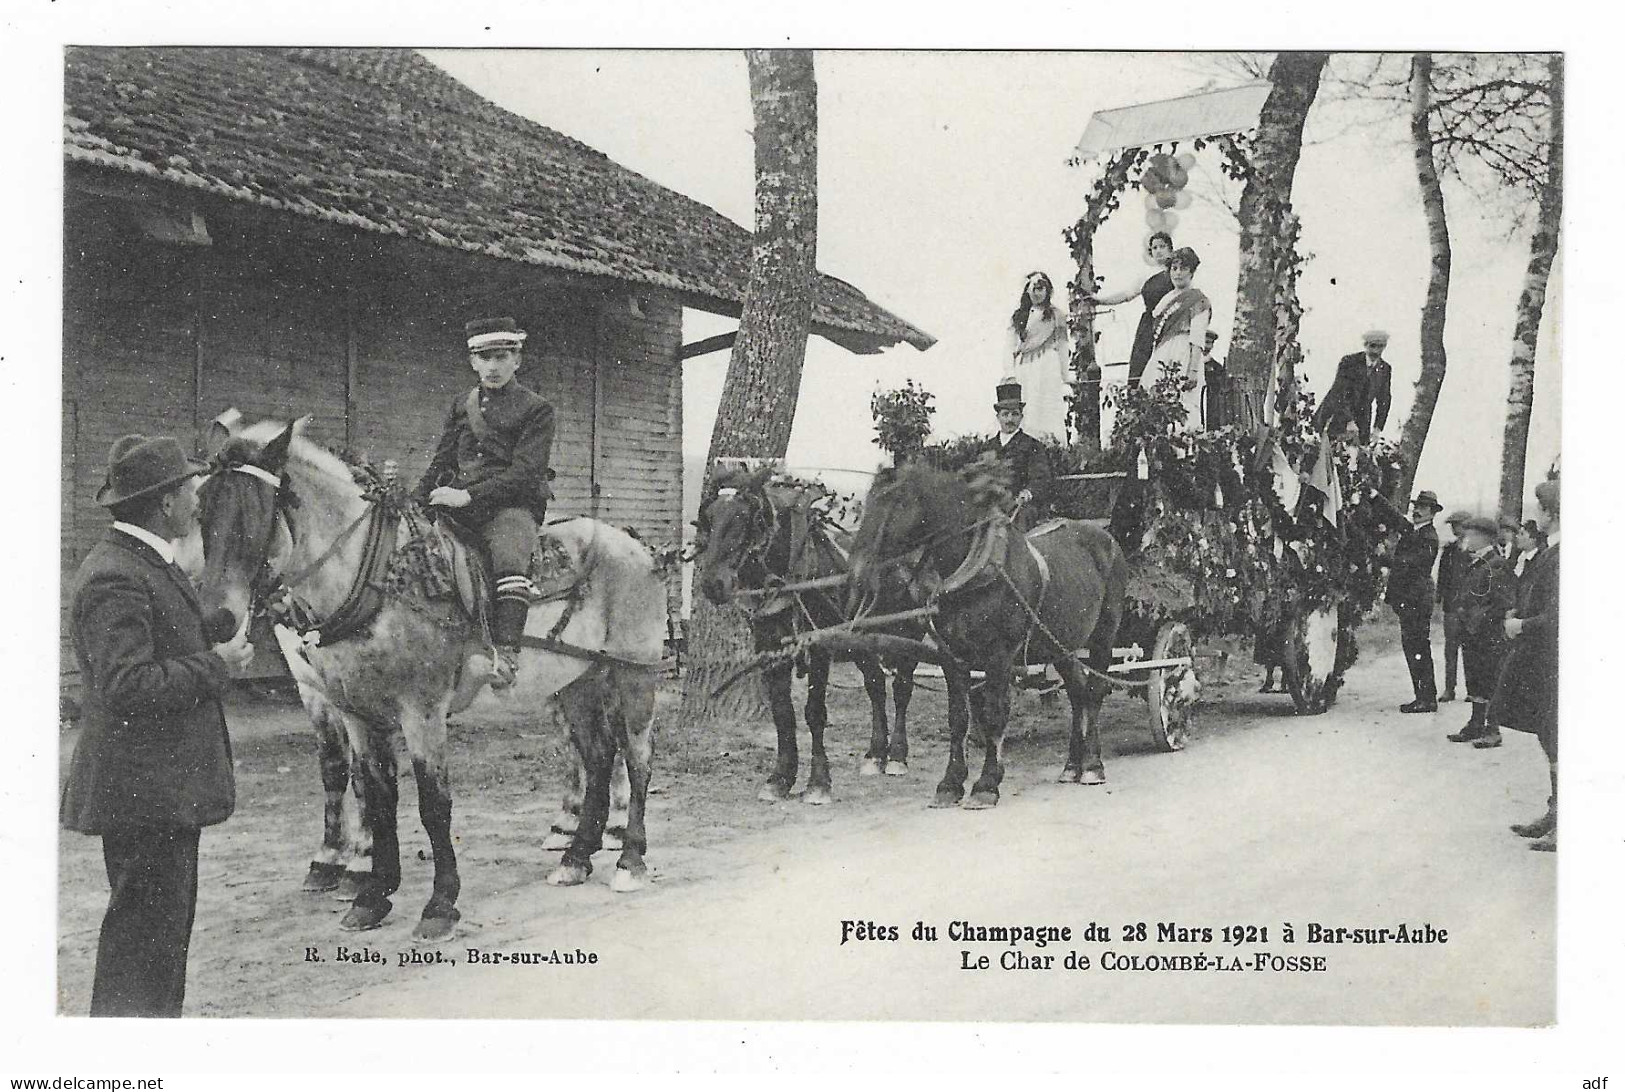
[
  {"left": 1385, "top": 520, "right": 1439, "bottom": 614},
  {"left": 61, "top": 531, "right": 235, "bottom": 834},
  {"left": 417, "top": 379, "right": 556, "bottom": 520},
  {"left": 1436, "top": 539, "right": 1468, "bottom": 609},
  {"left": 1446, "top": 547, "right": 1516, "bottom": 646},
  {"left": 994, "top": 430, "right": 1054, "bottom": 503},
  {"left": 1313, "top": 352, "right": 1393, "bottom": 443}
]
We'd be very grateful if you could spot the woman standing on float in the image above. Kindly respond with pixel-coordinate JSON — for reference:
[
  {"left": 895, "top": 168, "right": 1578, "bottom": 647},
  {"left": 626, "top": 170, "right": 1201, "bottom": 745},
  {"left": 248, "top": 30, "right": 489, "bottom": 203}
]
[
  {"left": 1148, "top": 246, "right": 1211, "bottom": 424},
  {"left": 1089, "top": 231, "right": 1175, "bottom": 388},
  {"left": 1005, "top": 271, "right": 1072, "bottom": 442}
]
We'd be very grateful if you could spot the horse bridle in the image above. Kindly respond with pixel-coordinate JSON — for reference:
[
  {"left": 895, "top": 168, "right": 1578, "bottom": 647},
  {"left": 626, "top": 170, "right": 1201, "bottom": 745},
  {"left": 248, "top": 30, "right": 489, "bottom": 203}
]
[{"left": 204, "top": 459, "right": 302, "bottom": 621}]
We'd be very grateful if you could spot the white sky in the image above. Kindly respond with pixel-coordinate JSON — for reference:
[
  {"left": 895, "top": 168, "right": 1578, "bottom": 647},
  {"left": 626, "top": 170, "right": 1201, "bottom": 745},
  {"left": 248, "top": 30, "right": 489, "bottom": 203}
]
[{"left": 429, "top": 49, "right": 1561, "bottom": 518}]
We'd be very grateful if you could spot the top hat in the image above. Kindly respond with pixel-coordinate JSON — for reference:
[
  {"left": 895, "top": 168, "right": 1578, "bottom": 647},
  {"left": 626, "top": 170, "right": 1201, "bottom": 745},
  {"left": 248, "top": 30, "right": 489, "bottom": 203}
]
[
  {"left": 465, "top": 316, "right": 528, "bottom": 352},
  {"left": 1410, "top": 490, "right": 1442, "bottom": 513},
  {"left": 994, "top": 378, "right": 1025, "bottom": 409},
  {"left": 96, "top": 434, "right": 208, "bottom": 507}
]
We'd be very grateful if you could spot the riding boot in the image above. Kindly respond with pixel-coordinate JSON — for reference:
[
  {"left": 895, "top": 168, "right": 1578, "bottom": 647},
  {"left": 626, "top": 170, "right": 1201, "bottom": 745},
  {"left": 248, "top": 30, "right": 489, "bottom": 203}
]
[
  {"left": 1524, "top": 761, "right": 1558, "bottom": 849},
  {"left": 490, "top": 589, "right": 531, "bottom": 689}
]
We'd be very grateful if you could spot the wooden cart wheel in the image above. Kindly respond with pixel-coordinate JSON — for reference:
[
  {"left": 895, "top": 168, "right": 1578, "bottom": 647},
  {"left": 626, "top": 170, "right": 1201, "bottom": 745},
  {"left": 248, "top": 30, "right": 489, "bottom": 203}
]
[
  {"left": 1284, "top": 605, "right": 1342, "bottom": 715},
  {"left": 1145, "top": 621, "right": 1198, "bottom": 752}
]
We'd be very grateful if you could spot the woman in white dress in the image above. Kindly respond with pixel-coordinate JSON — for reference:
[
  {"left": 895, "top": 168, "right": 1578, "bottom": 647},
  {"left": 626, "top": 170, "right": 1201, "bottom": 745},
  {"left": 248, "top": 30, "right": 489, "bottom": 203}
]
[
  {"left": 1005, "top": 271, "right": 1072, "bottom": 441},
  {"left": 1148, "top": 247, "right": 1211, "bottom": 426}
]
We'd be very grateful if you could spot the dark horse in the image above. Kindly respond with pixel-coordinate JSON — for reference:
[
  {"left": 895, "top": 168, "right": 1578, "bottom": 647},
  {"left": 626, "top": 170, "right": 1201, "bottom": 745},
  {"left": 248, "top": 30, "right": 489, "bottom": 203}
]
[
  {"left": 849, "top": 462, "right": 1128, "bottom": 806},
  {"left": 694, "top": 466, "right": 955, "bottom": 800},
  {"left": 193, "top": 418, "right": 668, "bottom": 942}
]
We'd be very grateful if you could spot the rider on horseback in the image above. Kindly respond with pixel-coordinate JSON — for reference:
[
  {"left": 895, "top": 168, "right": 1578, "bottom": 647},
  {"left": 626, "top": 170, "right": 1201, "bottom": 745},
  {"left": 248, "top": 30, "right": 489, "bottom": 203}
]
[{"left": 416, "top": 317, "right": 556, "bottom": 688}]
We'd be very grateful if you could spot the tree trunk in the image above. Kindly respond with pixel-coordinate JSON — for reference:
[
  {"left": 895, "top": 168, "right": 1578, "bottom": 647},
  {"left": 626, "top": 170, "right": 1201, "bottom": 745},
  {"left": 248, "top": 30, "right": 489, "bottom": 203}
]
[
  {"left": 1395, "top": 53, "right": 1453, "bottom": 503},
  {"left": 1499, "top": 54, "right": 1563, "bottom": 517},
  {"left": 1228, "top": 52, "right": 1328, "bottom": 414},
  {"left": 681, "top": 50, "right": 819, "bottom": 722}
]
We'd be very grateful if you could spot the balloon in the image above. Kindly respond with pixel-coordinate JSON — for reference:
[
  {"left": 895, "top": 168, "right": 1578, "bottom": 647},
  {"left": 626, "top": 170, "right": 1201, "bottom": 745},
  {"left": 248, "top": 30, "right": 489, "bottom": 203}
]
[
  {"left": 1176, "top": 152, "right": 1197, "bottom": 171},
  {"left": 1146, "top": 210, "right": 1179, "bottom": 232},
  {"left": 1155, "top": 189, "right": 1179, "bottom": 210},
  {"left": 1172, "top": 191, "right": 1192, "bottom": 210}
]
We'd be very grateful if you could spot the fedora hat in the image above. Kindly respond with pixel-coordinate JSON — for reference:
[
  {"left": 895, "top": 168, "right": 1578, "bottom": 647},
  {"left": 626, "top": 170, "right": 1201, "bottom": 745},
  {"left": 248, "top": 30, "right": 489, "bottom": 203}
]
[
  {"left": 465, "top": 316, "right": 527, "bottom": 352},
  {"left": 994, "top": 378, "right": 1025, "bottom": 409},
  {"left": 96, "top": 434, "right": 208, "bottom": 507},
  {"left": 1410, "top": 490, "right": 1442, "bottom": 513},
  {"left": 1445, "top": 509, "right": 1471, "bottom": 526},
  {"left": 1460, "top": 515, "right": 1500, "bottom": 537}
]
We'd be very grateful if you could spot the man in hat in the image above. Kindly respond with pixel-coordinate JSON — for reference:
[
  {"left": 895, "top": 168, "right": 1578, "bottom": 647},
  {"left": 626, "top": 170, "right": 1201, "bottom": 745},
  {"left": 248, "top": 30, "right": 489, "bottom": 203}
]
[
  {"left": 417, "top": 317, "right": 557, "bottom": 687},
  {"left": 1200, "top": 329, "right": 1227, "bottom": 430},
  {"left": 61, "top": 435, "right": 256, "bottom": 1016},
  {"left": 1384, "top": 489, "right": 1444, "bottom": 712},
  {"left": 1493, "top": 479, "right": 1560, "bottom": 851},
  {"left": 1444, "top": 515, "right": 1517, "bottom": 747},
  {"left": 1312, "top": 329, "right": 1394, "bottom": 443},
  {"left": 1435, "top": 509, "right": 1472, "bottom": 701},
  {"left": 991, "top": 377, "right": 1053, "bottom": 532}
]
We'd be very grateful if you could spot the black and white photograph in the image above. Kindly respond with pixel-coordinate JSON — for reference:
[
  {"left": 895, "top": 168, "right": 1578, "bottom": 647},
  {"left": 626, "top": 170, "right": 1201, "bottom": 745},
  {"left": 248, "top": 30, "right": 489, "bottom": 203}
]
[{"left": 5, "top": 2, "right": 1621, "bottom": 1085}]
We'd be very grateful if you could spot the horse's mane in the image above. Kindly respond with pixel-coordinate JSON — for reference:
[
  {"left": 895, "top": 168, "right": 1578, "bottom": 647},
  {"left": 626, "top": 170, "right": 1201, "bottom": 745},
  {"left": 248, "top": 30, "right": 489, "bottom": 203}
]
[{"left": 234, "top": 421, "right": 365, "bottom": 502}]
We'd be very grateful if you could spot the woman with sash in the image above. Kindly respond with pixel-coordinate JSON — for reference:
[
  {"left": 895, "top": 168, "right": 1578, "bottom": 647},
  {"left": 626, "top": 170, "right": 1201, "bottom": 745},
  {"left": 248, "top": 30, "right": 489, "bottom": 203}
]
[
  {"left": 1088, "top": 231, "right": 1175, "bottom": 388},
  {"left": 1149, "top": 246, "right": 1211, "bottom": 425},
  {"left": 1005, "top": 271, "right": 1072, "bottom": 441}
]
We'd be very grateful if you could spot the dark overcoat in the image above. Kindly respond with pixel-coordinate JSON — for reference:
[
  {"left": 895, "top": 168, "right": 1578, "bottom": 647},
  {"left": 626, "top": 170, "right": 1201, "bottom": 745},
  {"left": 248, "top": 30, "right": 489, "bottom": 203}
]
[
  {"left": 1447, "top": 547, "right": 1516, "bottom": 647},
  {"left": 417, "top": 378, "right": 556, "bottom": 521},
  {"left": 1494, "top": 542, "right": 1559, "bottom": 734},
  {"left": 1385, "top": 521, "right": 1440, "bottom": 614},
  {"left": 1312, "top": 352, "right": 1393, "bottom": 443},
  {"left": 61, "top": 532, "right": 235, "bottom": 834}
]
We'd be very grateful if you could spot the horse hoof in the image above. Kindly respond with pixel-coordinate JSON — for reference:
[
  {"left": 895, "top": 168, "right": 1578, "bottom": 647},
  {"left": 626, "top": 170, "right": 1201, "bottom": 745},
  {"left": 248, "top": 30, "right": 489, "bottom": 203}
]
[
  {"left": 610, "top": 866, "right": 646, "bottom": 894},
  {"left": 859, "top": 758, "right": 882, "bottom": 777},
  {"left": 542, "top": 829, "right": 573, "bottom": 852},
  {"left": 302, "top": 861, "right": 345, "bottom": 893},
  {"left": 930, "top": 790, "right": 963, "bottom": 809},
  {"left": 602, "top": 829, "right": 624, "bottom": 852},
  {"left": 802, "top": 784, "right": 832, "bottom": 806},
  {"left": 1080, "top": 768, "right": 1107, "bottom": 786},
  {"left": 965, "top": 790, "right": 1000, "bottom": 810},
  {"left": 333, "top": 871, "right": 371, "bottom": 902},
  {"left": 546, "top": 861, "right": 591, "bottom": 887},
  {"left": 758, "top": 781, "right": 793, "bottom": 803},
  {"left": 339, "top": 902, "right": 391, "bottom": 932},
  {"left": 411, "top": 914, "right": 459, "bottom": 945},
  {"left": 884, "top": 761, "right": 909, "bottom": 778},
  {"left": 1058, "top": 767, "right": 1081, "bottom": 783}
]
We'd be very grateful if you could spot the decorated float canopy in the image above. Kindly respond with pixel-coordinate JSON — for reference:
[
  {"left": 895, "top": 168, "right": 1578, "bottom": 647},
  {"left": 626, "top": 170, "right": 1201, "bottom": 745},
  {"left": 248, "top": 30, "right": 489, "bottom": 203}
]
[{"left": 1072, "top": 81, "right": 1273, "bottom": 160}]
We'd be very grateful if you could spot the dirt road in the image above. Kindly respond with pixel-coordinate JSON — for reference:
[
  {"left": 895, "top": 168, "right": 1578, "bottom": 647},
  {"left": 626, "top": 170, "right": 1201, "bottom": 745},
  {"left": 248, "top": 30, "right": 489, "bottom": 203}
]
[{"left": 56, "top": 625, "right": 1554, "bottom": 1024}]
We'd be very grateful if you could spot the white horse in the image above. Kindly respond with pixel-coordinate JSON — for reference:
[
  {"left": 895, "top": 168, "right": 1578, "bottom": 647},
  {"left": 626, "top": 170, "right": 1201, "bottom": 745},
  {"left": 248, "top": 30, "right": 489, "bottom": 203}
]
[{"left": 194, "top": 418, "right": 666, "bottom": 942}]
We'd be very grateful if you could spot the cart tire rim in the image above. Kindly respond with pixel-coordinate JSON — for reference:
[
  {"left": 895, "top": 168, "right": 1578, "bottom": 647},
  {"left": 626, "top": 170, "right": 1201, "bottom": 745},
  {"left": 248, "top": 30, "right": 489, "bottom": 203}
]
[{"left": 1150, "top": 622, "right": 1197, "bottom": 750}]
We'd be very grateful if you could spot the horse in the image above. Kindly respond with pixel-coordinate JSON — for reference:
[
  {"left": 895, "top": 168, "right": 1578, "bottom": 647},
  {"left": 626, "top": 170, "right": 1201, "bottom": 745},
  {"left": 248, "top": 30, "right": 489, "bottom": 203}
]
[
  {"left": 193, "top": 417, "right": 667, "bottom": 942},
  {"left": 848, "top": 461, "right": 1128, "bottom": 807},
  {"left": 693, "top": 466, "right": 957, "bottom": 801}
]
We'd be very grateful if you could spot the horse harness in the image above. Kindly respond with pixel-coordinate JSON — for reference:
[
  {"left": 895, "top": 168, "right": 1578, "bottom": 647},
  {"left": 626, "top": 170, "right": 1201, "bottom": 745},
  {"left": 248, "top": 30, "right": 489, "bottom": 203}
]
[{"left": 220, "top": 463, "right": 660, "bottom": 672}]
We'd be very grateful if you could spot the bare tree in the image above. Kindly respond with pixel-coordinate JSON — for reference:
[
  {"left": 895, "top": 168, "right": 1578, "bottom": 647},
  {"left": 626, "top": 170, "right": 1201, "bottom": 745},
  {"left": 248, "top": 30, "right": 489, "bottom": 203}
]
[
  {"left": 1227, "top": 51, "right": 1329, "bottom": 416},
  {"left": 1499, "top": 53, "right": 1562, "bottom": 516},
  {"left": 682, "top": 50, "right": 819, "bottom": 720},
  {"left": 1394, "top": 53, "right": 1452, "bottom": 502}
]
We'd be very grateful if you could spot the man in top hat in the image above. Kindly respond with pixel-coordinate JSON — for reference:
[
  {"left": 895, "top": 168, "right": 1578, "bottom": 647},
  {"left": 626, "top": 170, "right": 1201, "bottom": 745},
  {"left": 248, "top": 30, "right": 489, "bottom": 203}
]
[
  {"left": 61, "top": 435, "right": 256, "bottom": 1016},
  {"left": 1444, "top": 515, "right": 1517, "bottom": 748},
  {"left": 1312, "top": 329, "right": 1394, "bottom": 444},
  {"left": 1435, "top": 509, "right": 1472, "bottom": 701},
  {"left": 992, "top": 377, "right": 1054, "bottom": 532},
  {"left": 1492, "top": 478, "right": 1560, "bottom": 851},
  {"left": 417, "top": 317, "right": 557, "bottom": 687},
  {"left": 1384, "top": 489, "right": 1444, "bottom": 712}
]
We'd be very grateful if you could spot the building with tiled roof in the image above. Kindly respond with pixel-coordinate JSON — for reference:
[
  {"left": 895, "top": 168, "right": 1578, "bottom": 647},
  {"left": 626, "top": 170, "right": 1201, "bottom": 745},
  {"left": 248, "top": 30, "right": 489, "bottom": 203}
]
[{"left": 60, "top": 46, "right": 933, "bottom": 682}]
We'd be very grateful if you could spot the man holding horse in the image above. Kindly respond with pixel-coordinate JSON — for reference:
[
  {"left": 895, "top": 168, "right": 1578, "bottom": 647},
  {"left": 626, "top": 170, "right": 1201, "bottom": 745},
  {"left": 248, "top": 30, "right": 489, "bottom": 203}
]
[
  {"left": 61, "top": 435, "right": 256, "bottom": 1016},
  {"left": 416, "top": 316, "right": 557, "bottom": 687}
]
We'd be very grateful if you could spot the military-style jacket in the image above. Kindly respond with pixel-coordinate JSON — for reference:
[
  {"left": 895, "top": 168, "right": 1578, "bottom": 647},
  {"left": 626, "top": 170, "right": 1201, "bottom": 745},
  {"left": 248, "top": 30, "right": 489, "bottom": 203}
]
[
  {"left": 61, "top": 531, "right": 235, "bottom": 834},
  {"left": 417, "top": 379, "right": 556, "bottom": 520},
  {"left": 1446, "top": 547, "right": 1516, "bottom": 645}
]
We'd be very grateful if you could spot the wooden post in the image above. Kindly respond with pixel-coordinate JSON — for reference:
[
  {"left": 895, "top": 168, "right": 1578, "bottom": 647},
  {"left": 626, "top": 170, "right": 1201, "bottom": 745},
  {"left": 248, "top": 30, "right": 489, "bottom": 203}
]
[{"left": 590, "top": 297, "right": 605, "bottom": 519}]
